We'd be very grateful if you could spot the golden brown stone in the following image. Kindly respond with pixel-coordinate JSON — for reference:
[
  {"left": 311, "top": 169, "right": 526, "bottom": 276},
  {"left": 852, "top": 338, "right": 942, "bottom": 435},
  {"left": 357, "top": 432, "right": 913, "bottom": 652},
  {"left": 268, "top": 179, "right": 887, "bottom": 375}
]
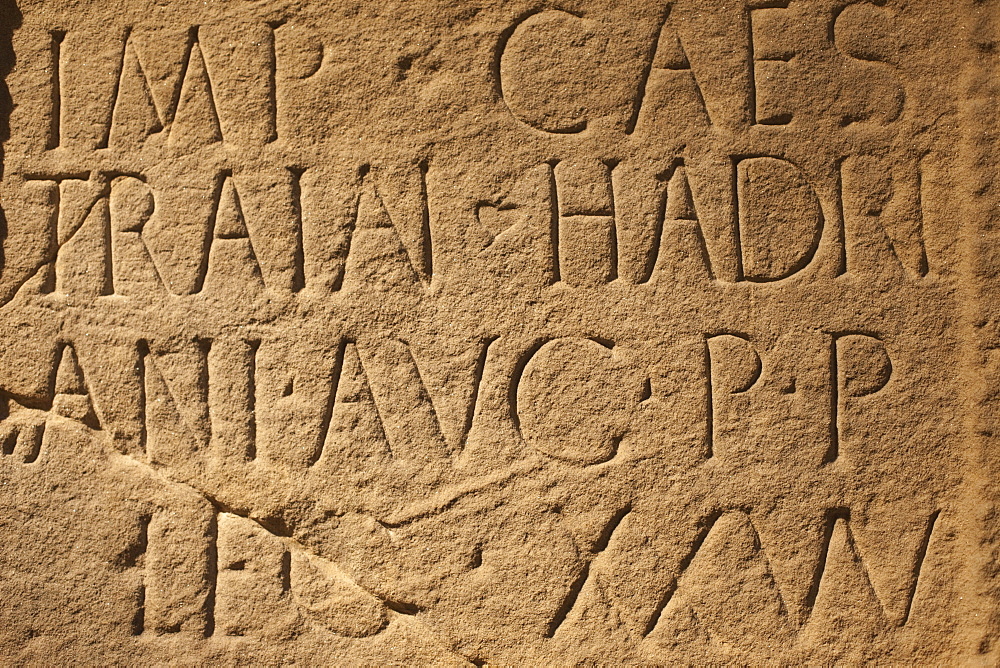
[{"left": 0, "top": 0, "right": 998, "bottom": 663}]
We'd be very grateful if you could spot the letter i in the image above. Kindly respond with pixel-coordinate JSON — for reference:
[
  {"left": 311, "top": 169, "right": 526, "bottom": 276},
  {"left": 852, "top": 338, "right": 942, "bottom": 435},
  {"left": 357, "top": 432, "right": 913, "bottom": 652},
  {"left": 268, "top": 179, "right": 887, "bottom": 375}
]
[{"left": 48, "top": 30, "right": 66, "bottom": 150}]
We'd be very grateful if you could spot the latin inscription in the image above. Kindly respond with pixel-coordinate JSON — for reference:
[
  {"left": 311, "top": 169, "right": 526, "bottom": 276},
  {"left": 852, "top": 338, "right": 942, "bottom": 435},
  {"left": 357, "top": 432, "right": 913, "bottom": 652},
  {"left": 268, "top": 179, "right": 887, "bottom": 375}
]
[{"left": 0, "top": 0, "right": 971, "bottom": 663}]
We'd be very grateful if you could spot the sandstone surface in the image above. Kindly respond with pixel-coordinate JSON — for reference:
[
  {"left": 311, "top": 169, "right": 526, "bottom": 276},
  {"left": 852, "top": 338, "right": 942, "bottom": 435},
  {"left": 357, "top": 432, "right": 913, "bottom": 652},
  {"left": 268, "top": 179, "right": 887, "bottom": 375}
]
[{"left": 0, "top": 0, "right": 999, "bottom": 664}]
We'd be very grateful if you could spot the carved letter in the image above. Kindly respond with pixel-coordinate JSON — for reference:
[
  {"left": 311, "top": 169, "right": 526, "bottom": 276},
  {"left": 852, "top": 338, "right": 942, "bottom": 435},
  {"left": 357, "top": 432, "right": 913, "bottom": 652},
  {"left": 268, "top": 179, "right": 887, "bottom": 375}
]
[
  {"left": 551, "top": 159, "right": 618, "bottom": 287},
  {"left": 101, "top": 28, "right": 164, "bottom": 149},
  {"left": 47, "top": 31, "right": 65, "bottom": 150},
  {"left": 828, "top": 332, "right": 892, "bottom": 463},
  {"left": 629, "top": 7, "right": 712, "bottom": 133},
  {"left": 705, "top": 334, "right": 762, "bottom": 459},
  {"left": 333, "top": 164, "right": 433, "bottom": 291},
  {"left": 749, "top": 3, "right": 794, "bottom": 125},
  {"left": 832, "top": 3, "right": 904, "bottom": 125},
  {"left": 169, "top": 28, "right": 223, "bottom": 150},
  {"left": 498, "top": 10, "right": 615, "bottom": 134},
  {"left": 515, "top": 337, "right": 642, "bottom": 465},
  {"left": 839, "top": 156, "right": 929, "bottom": 279},
  {"left": 735, "top": 157, "right": 823, "bottom": 282}
]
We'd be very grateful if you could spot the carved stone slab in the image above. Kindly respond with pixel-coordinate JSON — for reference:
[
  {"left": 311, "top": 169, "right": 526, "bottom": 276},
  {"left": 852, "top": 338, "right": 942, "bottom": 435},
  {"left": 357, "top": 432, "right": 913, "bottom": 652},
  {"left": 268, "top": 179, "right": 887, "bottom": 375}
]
[{"left": 0, "top": 0, "right": 998, "bottom": 663}]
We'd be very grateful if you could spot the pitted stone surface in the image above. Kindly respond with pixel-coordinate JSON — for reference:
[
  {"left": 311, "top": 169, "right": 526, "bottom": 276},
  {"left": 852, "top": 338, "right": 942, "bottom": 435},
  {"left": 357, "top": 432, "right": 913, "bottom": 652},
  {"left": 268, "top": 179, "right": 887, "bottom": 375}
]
[{"left": 0, "top": 0, "right": 999, "bottom": 664}]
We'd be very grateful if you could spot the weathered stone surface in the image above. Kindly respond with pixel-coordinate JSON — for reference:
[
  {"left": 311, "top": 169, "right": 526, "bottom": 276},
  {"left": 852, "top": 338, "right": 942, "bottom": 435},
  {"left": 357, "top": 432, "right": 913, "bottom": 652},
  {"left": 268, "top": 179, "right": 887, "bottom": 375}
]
[{"left": 0, "top": 0, "right": 998, "bottom": 664}]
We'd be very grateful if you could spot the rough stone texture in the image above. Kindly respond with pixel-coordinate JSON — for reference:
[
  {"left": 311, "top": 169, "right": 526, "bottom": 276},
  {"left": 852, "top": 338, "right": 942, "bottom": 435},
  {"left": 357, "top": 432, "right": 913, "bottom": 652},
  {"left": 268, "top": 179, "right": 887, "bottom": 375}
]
[{"left": 0, "top": 0, "right": 997, "bottom": 664}]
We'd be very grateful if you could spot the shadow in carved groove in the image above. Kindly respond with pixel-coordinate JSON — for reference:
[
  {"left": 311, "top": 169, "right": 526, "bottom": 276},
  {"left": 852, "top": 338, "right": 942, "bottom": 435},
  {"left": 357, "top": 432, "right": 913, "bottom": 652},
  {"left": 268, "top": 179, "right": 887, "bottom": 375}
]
[{"left": 0, "top": 0, "right": 22, "bottom": 276}]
